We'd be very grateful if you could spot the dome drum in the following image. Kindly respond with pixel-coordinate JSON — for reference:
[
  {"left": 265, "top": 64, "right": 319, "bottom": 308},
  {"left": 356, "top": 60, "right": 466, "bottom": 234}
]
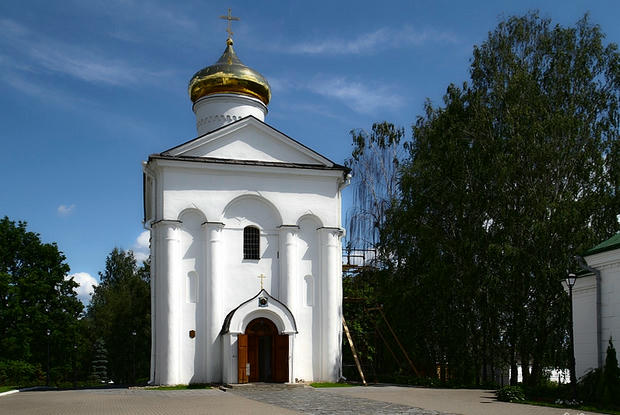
[{"left": 193, "top": 93, "right": 267, "bottom": 135}]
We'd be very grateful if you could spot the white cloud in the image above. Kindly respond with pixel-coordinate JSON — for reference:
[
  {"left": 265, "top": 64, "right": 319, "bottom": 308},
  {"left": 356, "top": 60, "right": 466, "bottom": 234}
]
[
  {"left": 66, "top": 272, "right": 98, "bottom": 305},
  {"left": 131, "top": 230, "right": 150, "bottom": 264},
  {"left": 29, "top": 45, "right": 144, "bottom": 86},
  {"left": 270, "top": 74, "right": 404, "bottom": 115},
  {"left": 138, "top": 3, "right": 196, "bottom": 33},
  {"left": 57, "top": 204, "right": 76, "bottom": 216},
  {"left": 91, "top": 0, "right": 198, "bottom": 35},
  {"left": 0, "top": 18, "right": 170, "bottom": 88},
  {"left": 0, "top": 18, "right": 28, "bottom": 37},
  {"left": 277, "top": 26, "right": 458, "bottom": 56},
  {"left": 135, "top": 230, "right": 150, "bottom": 250},
  {"left": 307, "top": 76, "right": 404, "bottom": 114},
  {"left": 134, "top": 250, "right": 149, "bottom": 264}
]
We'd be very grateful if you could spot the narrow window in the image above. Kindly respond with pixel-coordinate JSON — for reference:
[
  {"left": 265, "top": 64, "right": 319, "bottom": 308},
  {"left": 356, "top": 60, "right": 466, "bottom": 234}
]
[{"left": 243, "top": 226, "right": 260, "bottom": 260}]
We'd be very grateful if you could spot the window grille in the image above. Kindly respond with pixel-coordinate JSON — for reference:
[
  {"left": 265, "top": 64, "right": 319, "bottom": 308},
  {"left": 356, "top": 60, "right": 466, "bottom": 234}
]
[{"left": 244, "top": 226, "right": 260, "bottom": 260}]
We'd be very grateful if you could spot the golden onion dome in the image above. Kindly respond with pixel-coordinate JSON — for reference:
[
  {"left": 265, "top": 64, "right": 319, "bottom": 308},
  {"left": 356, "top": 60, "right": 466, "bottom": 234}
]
[{"left": 188, "top": 39, "right": 271, "bottom": 105}]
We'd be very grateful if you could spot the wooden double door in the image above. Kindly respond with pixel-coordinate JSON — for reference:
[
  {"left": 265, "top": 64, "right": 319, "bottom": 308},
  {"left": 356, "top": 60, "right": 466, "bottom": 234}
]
[{"left": 238, "top": 318, "right": 288, "bottom": 383}]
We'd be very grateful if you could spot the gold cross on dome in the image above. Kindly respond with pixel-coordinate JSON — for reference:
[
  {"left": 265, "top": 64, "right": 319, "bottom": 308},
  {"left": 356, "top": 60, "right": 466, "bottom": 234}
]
[
  {"left": 258, "top": 273, "right": 266, "bottom": 290},
  {"left": 220, "top": 8, "right": 240, "bottom": 41}
]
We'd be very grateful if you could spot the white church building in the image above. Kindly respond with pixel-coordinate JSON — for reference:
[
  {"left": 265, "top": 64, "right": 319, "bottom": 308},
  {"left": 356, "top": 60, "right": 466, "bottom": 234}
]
[
  {"left": 142, "top": 34, "right": 350, "bottom": 385},
  {"left": 571, "top": 233, "right": 620, "bottom": 379}
]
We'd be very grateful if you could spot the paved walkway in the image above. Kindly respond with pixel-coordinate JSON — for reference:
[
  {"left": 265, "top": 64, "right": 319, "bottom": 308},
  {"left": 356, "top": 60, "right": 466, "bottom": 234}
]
[
  {"left": 0, "top": 388, "right": 297, "bottom": 415},
  {"left": 0, "top": 385, "right": 602, "bottom": 414},
  {"left": 229, "top": 384, "right": 451, "bottom": 414},
  {"left": 319, "top": 386, "right": 599, "bottom": 415}
]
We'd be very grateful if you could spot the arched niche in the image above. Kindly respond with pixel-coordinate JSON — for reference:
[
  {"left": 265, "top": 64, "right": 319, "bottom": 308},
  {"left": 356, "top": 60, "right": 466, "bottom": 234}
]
[
  {"left": 296, "top": 213, "right": 323, "bottom": 229},
  {"left": 178, "top": 208, "right": 206, "bottom": 261},
  {"left": 297, "top": 215, "right": 320, "bottom": 271},
  {"left": 222, "top": 194, "right": 282, "bottom": 230},
  {"left": 177, "top": 207, "right": 207, "bottom": 223}
]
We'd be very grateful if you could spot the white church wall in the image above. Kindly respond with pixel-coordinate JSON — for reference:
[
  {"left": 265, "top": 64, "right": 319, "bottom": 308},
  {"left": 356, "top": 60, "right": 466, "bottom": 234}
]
[
  {"left": 572, "top": 275, "right": 598, "bottom": 379},
  {"left": 204, "top": 221, "right": 224, "bottom": 382},
  {"left": 600, "top": 263, "right": 620, "bottom": 353},
  {"left": 149, "top": 228, "right": 156, "bottom": 384},
  {"left": 319, "top": 228, "right": 344, "bottom": 382},
  {"left": 178, "top": 209, "right": 205, "bottom": 383},
  {"left": 594, "top": 250, "right": 620, "bottom": 367},
  {"left": 295, "top": 216, "right": 321, "bottom": 381},
  {"left": 222, "top": 196, "right": 281, "bottom": 304},
  {"left": 159, "top": 164, "right": 342, "bottom": 227},
  {"left": 221, "top": 333, "right": 237, "bottom": 384},
  {"left": 152, "top": 221, "right": 183, "bottom": 385},
  {"left": 582, "top": 248, "right": 620, "bottom": 378}
]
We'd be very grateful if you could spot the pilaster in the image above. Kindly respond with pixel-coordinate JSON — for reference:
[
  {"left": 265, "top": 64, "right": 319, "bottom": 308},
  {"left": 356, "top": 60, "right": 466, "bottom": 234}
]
[
  {"left": 278, "top": 225, "right": 299, "bottom": 311},
  {"left": 152, "top": 219, "right": 182, "bottom": 385},
  {"left": 148, "top": 229, "right": 155, "bottom": 384},
  {"left": 318, "top": 227, "right": 343, "bottom": 382},
  {"left": 203, "top": 221, "right": 225, "bottom": 382}
]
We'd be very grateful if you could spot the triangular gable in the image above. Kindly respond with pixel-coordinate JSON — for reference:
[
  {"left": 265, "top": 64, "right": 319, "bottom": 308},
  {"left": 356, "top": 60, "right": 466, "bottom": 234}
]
[{"left": 162, "top": 116, "right": 335, "bottom": 167}]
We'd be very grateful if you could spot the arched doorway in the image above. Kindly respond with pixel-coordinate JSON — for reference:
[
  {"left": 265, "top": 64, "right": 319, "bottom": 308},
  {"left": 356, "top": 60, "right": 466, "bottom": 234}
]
[{"left": 238, "top": 318, "right": 288, "bottom": 383}]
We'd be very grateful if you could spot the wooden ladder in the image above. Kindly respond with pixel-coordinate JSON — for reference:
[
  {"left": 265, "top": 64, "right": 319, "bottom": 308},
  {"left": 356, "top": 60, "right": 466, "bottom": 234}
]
[{"left": 342, "top": 316, "right": 367, "bottom": 386}]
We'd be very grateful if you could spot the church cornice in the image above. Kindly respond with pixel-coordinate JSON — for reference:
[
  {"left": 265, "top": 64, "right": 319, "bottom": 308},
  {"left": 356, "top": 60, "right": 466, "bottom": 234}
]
[
  {"left": 317, "top": 226, "right": 345, "bottom": 236},
  {"left": 148, "top": 154, "right": 348, "bottom": 177}
]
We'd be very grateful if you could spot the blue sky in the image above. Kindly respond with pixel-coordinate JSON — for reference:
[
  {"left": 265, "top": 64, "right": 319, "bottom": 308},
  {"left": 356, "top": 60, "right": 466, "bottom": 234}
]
[{"left": 1, "top": 0, "right": 619, "bottom": 303}]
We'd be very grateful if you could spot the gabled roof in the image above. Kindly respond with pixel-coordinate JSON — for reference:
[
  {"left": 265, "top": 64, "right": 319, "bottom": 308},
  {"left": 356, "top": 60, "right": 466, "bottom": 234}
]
[
  {"left": 156, "top": 115, "right": 347, "bottom": 172},
  {"left": 584, "top": 232, "right": 620, "bottom": 256}
]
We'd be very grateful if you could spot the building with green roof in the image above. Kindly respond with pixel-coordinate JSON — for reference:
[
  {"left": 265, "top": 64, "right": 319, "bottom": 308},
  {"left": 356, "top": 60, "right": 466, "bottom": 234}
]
[{"left": 570, "top": 233, "right": 620, "bottom": 378}]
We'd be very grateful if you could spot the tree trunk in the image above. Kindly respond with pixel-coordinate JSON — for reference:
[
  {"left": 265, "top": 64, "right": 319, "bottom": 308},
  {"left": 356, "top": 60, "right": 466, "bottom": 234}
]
[
  {"left": 510, "top": 346, "right": 518, "bottom": 386},
  {"left": 521, "top": 354, "right": 530, "bottom": 385}
]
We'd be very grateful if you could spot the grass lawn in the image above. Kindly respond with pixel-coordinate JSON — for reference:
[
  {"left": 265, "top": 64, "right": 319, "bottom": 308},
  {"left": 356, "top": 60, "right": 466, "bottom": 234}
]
[
  {"left": 520, "top": 400, "right": 620, "bottom": 415},
  {"left": 0, "top": 386, "right": 17, "bottom": 393},
  {"left": 310, "top": 382, "right": 354, "bottom": 388},
  {"left": 148, "top": 383, "right": 211, "bottom": 390}
]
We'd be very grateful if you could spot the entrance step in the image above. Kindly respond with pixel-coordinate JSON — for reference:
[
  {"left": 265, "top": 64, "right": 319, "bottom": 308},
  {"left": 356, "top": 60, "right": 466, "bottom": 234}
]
[{"left": 224, "top": 382, "right": 306, "bottom": 390}]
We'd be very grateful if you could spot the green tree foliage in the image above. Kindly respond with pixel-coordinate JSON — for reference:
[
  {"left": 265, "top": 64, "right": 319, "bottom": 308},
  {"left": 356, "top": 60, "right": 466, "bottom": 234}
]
[
  {"left": 0, "top": 216, "right": 83, "bottom": 385},
  {"left": 346, "top": 122, "right": 405, "bottom": 251},
  {"left": 85, "top": 248, "right": 150, "bottom": 384},
  {"left": 89, "top": 338, "right": 109, "bottom": 383},
  {"left": 353, "top": 12, "right": 619, "bottom": 386}
]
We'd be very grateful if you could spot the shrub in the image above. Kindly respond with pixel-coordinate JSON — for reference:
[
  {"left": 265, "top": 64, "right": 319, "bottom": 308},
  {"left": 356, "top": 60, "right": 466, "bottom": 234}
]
[
  {"left": 522, "top": 380, "right": 570, "bottom": 403},
  {"left": 578, "top": 368, "right": 602, "bottom": 404},
  {"left": 577, "top": 338, "right": 620, "bottom": 407},
  {"left": 0, "top": 360, "right": 44, "bottom": 386},
  {"left": 602, "top": 337, "right": 620, "bottom": 406},
  {"left": 496, "top": 385, "right": 525, "bottom": 402}
]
